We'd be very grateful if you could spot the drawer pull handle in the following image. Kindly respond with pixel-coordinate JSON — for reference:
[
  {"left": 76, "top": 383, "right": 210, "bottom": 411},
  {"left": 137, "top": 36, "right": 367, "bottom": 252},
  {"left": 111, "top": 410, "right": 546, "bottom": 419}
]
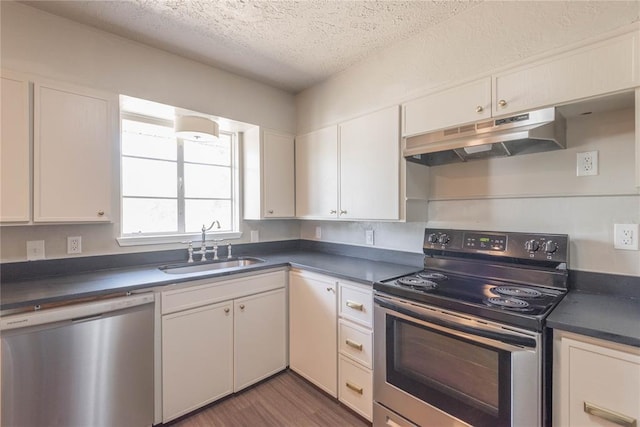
[
  {"left": 584, "top": 402, "right": 637, "bottom": 427},
  {"left": 346, "top": 381, "right": 363, "bottom": 395},
  {"left": 345, "top": 339, "right": 363, "bottom": 351},
  {"left": 346, "top": 300, "right": 364, "bottom": 311}
]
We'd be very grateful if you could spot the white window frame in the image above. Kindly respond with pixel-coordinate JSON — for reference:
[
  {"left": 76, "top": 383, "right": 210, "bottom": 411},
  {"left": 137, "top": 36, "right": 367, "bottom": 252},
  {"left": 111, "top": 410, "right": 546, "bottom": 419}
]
[{"left": 117, "top": 112, "right": 241, "bottom": 247}]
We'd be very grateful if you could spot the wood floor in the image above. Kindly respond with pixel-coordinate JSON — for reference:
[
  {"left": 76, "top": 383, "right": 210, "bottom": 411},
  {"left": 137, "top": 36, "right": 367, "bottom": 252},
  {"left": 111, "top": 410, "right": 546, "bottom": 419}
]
[{"left": 169, "top": 370, "right": 371, "bottom": 427}]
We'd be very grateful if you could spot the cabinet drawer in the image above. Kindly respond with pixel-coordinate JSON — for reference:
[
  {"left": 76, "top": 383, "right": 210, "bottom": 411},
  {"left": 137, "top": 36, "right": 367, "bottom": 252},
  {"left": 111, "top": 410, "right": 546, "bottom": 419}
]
[
  {"left": 339, "top": 282, "right": 373, "bottom": 328},
  {"left": 339, "top": 355, "right": 373, "bottom": 421},
  {"left": 566, "top": 340, "right": 640, "bottom": 427},
  {"left": 162, "top": 270, "right": 285, "bottom": 314},
  {"left": 338, "top": 319, "right": 372, "bottom": 368}
]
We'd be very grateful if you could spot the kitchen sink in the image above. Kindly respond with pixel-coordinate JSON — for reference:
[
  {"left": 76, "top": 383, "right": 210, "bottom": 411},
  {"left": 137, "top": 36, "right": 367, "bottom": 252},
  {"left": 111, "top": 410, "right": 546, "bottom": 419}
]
[{"left": 159, "top": 257, "right": 265, "bottom": 274}]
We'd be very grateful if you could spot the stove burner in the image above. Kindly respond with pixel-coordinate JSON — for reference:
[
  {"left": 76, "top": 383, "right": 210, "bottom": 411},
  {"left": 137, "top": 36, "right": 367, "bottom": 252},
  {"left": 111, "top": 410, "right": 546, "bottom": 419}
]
[
  {"left": 491, "top": 286, "right": 542, "bottom": 298},
  {"left": 397, "top": 276, "right": 438, "bottom": 290},
  {"left": 418, "top": 272, "right": 448, "bottom": 281},
  {"left": 485, "top": 297, "right": 530, "bottom": 310}
]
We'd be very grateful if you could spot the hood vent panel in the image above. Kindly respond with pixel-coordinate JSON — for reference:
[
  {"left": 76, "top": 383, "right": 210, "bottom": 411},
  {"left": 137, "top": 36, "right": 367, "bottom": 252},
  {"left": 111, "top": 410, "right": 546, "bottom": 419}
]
[{"left": 404, "top": 107, "right": 566, "bottom": 167}]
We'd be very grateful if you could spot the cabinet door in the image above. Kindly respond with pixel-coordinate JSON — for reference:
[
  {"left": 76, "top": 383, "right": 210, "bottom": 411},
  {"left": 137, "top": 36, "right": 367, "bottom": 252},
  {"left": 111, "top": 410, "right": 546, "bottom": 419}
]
[
  {"left": 162, "top": 301, "right": 233, "bottom": 422},
  {"left": 295, "top": 126, "right": 338, "bottom": 219},
  {"left": 557, "top": 335, "right": 640, "bottom": 427},
  {"left": 289, "top": 271, "right": 337, "bottom": 397},
  {"left": 339, "top": 106, "right": 400, "bottom": 220},
  {"left": 1, "top": 71, "right": 30, "bottom": 222},
  {"left": 262, "top": 130, "right": 295, "bottom": 218},
  {"left": 403, "top": 77, "right": 492, "bottom": 137},
  {"left": 234, "top": 288, "right": 287, "bottom": 391},
  {"left": 34, "top": 79, "right": 116, "bottom": 222},
  {"left": 494, "top": 32, "right": 639, "bottom": 116}
]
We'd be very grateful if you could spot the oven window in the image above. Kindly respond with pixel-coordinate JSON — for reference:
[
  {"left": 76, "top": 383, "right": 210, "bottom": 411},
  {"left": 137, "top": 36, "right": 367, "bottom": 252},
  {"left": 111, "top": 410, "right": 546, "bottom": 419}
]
[{"left": 387, "top": 317, "right": 511, "bottom": 426}]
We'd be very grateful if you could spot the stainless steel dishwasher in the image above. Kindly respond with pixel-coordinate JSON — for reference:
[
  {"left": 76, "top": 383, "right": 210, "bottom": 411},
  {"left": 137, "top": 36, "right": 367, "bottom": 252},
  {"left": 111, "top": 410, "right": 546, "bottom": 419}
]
[{"left": 1, "top": 293, "right": 155, "bottom": 427}]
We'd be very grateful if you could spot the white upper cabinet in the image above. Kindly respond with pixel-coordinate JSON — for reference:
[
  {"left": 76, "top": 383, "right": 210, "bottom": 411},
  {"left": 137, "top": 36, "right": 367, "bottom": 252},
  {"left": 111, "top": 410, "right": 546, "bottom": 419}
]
[
  {"left": 1, "top": 70, "right": 30, "bottom": 223},
  {"left": 403, "top": 30, "right": 639, "bottom": 138},
  {"left": 339, "top": 105, "right": 400, "bottom": 221},
  {"left": 295, "top": 126, "right": 339, "bottom": 219},
  {"left": 295, "top": 106, "right": 401, "bottom": 221},
  {"left": 34, "top": 79, "right": 117, "bottom": 222},
  {"left": 243, "top": 127, "right": 295, "bottom": 219},
  {"left": 494, "top": 32, "right": 639, "bottom": 116},
  {"left": 403, "top": 78, "right": 492, "bottom": 137}
]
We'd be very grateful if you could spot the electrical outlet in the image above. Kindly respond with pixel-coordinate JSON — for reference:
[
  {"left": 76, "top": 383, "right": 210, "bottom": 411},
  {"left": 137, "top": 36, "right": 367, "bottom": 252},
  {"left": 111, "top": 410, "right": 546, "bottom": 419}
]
[
  {"left": 67, "top": 236, "right": 82, "bottom": 254},
  {"left": 365, "top": 229, "right": 374, "bottom": 245},
  {"left": 614, "top": 224, "right": 639, "bottom": 250},
  {"left": 315, "top": 226, "right": 322, "bottom": 239},
  {"left": 26, "top": 240, "right": 45, "bottom": 261},
  {"left": 577, "top": 151, "right": 598, "bottom": 176},
  {"left": 250, "top": 230, "right": 259, "bottom": 243}
]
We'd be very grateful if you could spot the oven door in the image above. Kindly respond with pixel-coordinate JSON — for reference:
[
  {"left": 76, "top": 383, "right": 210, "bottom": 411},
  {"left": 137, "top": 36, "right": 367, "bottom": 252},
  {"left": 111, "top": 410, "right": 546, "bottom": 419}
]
[{"left": 374, "top": 294, "right": 541, "bottom": 427}]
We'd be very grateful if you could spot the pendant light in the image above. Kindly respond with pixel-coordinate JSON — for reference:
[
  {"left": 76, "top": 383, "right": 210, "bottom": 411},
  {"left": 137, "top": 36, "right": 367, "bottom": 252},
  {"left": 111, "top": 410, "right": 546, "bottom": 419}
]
[{"left": 174, "top": 115, "right": 219, "bottom": 141}]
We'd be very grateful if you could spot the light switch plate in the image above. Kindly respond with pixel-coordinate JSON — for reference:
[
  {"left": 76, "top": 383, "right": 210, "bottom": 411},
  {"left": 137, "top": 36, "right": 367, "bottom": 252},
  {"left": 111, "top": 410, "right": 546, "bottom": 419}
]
[
  {"left": 27, "top": 240, "right": 45, "bottom": 261},
  {"left": 250, "top": 230, "right": 259, "bottom": 243},
  {"left": 365, "top": 229, "right": 374, "bottom": 245}
]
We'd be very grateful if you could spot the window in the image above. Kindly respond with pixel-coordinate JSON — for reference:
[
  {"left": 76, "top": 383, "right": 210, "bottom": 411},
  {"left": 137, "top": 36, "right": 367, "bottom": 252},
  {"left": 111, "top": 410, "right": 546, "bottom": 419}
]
[{"left": 118, "top": 96, "right": 239, "bottom": 244}]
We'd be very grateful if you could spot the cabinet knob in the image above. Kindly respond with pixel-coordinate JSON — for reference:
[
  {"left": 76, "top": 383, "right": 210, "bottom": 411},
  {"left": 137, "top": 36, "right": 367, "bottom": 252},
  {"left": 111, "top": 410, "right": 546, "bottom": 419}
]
[
  {"left": 239, "top": 304, "right": 245, "bottom": 310},
  {"left": 224, "top": 308, "right": 230, "bottom": 314},
  {"left": 330, "top": 210, "right": 337, "bottom": 214},
  {"left": 476, "top": 106, "right": 484, "bottom": 113},
  {"left": 98, "top": 210, "right": 105, "bottom": 216},
  {"left": 340, "top": 210, "right": 347, "bottom": 215},
  {"left": 498, "top": 99, "right": 507, "bottom": 108},
  {"left": 267, "top": 210, "right": 274, "bottom": 214}
]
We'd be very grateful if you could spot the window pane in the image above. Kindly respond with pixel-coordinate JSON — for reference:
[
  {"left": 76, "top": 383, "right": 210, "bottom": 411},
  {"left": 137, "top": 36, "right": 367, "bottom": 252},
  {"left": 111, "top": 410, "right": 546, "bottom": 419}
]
[
  {"left": 122, "top": 119, "right": 177, "bottom": 160},
  {"left": 184, "top": 164, "right": 230, "bottom": 198},
  {"left": 122, "top": 157, "right": 177, "bottom": 197},
  {"left": 185, "top": 199, "right": 232, "bottom": 232},
  {"left": 122, "top": 198, "right": 177, "bottom": 234},
  {"left": 183, "top": 133, "right": 231, "bottom": 166}
]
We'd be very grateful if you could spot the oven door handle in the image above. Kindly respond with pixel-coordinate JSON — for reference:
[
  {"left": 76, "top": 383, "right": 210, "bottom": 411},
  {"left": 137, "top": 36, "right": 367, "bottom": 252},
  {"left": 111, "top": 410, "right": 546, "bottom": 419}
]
[{"left": 375, "top": 296, "right": 537, "bottom": 349}]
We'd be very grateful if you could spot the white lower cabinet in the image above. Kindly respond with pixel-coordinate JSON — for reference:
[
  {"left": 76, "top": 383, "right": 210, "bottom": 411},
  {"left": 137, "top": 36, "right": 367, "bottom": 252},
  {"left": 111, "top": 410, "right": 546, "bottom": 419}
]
[
  {"left": 162, "top": 301, "right": 233, "bottom": 421},
  {"left": 554, "top": 331, "right": 640, "bottom": 427},
  {"left": 161, "top": 271, "right": 287, "bottom": 422},
  {"left": 234, "top": 288, "right": 287, "bottom": 392},
  {"left": 338, "top": 280, "right": 373, "bottom": 421},
  {"left": 289, "top": 270, "right": 338, "bottom": 397}
]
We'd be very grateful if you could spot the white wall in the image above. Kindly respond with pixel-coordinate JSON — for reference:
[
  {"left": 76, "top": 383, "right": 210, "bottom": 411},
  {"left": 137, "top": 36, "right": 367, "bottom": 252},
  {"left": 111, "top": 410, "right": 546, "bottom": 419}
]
[
  {"left": 296, "top": 1, "right": 640, "bottom": 276},
  {"left": 0, "top": 2, "right": 299, "bottom": 262}
]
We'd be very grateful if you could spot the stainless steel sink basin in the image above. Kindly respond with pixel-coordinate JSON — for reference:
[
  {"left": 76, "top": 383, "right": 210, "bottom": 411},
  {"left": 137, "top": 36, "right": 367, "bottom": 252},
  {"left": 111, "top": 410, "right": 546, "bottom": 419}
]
[{"left": 159, "top": 257, "right": 265, "bottom": 274}]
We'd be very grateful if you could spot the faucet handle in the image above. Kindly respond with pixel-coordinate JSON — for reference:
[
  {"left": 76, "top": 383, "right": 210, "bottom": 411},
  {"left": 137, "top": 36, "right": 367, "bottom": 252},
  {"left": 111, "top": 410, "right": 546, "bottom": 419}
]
[
  {"left": 227, "top": 242, "right": 232, "bottom": 259},
  {"left": 182, "top": 241, "right": 194, "bottom": 263}
]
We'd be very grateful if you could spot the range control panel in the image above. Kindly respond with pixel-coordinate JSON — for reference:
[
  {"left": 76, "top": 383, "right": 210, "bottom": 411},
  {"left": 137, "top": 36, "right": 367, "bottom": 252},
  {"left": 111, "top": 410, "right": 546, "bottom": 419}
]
[{"left": 424, "top": 228, "right": 569, "bottom": 263}]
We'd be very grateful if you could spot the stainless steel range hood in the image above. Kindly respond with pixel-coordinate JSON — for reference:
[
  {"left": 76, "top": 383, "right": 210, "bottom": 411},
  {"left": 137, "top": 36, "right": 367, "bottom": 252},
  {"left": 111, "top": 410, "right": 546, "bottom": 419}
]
[{"left": 404, "top": 107, "right": 566, "bottom": 166}]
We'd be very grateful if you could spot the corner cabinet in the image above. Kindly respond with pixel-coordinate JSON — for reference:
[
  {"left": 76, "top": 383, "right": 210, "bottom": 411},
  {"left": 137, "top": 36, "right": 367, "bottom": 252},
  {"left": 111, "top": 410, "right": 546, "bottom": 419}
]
[
  {"left": 1, "top": 70, "right": 30, "bottom": 223},
  {"left": 295, "top": 105, "right": 401, "bottom": 221},
  {"left": 243, "top": 127, "right": 295, "bottom": 219},
  {"left": 553, "top": 331, "right": 640, "bottom": 427},
  {"left": 34, "top": 79, "right": 117, "bottom": 222},
  {"left": 161, "top": 270, "right": 287, "bottom": 423}
]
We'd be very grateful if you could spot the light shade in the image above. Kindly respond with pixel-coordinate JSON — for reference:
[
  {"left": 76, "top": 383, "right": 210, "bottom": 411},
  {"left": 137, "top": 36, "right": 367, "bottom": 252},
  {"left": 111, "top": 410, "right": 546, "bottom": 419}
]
[{"left": 175, "top": 115, "right": 219, "bottom": 141}]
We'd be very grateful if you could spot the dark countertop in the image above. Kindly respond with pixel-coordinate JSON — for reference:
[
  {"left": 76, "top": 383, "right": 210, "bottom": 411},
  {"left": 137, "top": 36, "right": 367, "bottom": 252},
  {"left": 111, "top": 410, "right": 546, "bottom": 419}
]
[
  {"left": 0, "top": 250, "right": 421, "bottom": 311},
  {"left": 547, "top": 290, "right": 640, "bottom": 348}
]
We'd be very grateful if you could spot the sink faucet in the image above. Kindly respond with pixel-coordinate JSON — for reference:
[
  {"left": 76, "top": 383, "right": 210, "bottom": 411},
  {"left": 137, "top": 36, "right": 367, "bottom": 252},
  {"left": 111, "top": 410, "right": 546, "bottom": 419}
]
[{"left": 201, "top": 220, "right": 221, "bottom": 244}]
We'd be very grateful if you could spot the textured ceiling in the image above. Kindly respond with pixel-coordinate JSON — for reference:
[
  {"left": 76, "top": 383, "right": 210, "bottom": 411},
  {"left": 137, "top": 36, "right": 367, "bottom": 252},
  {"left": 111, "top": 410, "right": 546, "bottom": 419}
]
[{"left": 21, "top": 0, "right": 482, "bottom": 93}]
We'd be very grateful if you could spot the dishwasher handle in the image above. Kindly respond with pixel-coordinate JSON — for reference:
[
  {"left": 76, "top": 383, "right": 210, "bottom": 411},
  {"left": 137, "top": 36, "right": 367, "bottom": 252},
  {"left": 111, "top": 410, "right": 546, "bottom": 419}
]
[{"left": 1, "top": 293, "right": 155, "bottom": 331}]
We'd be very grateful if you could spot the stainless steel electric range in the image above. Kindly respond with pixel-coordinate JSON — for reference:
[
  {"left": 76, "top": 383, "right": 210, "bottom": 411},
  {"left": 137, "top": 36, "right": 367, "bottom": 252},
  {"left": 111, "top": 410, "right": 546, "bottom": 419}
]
[{"left": 373, "top": 228, "right": 569, "bottom": 427}]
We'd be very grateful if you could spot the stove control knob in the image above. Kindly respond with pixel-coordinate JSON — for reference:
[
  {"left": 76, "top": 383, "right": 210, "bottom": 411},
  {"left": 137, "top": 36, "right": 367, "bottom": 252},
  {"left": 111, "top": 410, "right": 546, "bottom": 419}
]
[
  {"left": 525, "top": 239, "right": 540, "bottom": 253},
  {"left": 438, "top": 234, "right": 450, "bottom": 245},
  {"left": 543, "top": 240, "right": 558, "bottom": 254},
  {"left": 426, "top": 233, "right": 438, "bottom": 244}
]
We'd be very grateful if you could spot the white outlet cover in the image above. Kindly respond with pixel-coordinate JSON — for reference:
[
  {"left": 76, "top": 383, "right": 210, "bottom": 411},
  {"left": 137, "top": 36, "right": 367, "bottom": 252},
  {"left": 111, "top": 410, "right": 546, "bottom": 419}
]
[
  {"left": 365, "top": 229, "right": 374, "bottom": 245},
  {"left": 250, "top": 230, "right": 259, "bottom": 243},
  {"left": 577, "top": 151, "right": 598, "bottom": 176},
  {"left": 315, "top": 226, "right": 322, "bottom": 239},
  {"left": 26, "top": 240, "right": 45, "bottom": 261},
  {"left": 67, "top": 236, "right": 82, "bottom": 254},
  {"left": 614, "top": 223, "right": 639, "bottom": 250}
]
